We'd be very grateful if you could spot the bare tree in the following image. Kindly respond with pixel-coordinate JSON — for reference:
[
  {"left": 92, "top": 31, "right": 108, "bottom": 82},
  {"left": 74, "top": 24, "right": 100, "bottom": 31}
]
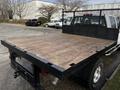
[
  {"left": 0, "top": 0, "right": 16, "bottom": 19},
  {"left": 57, "top": 0, "right": 88, "bottom": 11},
  {"left": 15, "top": 0, "right": 28, "bottom": 19},
  {"left": 0, "top": 0, "right": 9, "bottom": 19},
  {"left": 39, "top": 5, "right": 58, "bottom": 21},
  {"left": 0, "top": 0, "right": 28, "bottom": 19},
  {"left": 6, "top": 0, "right": 16, "bottom": 19}
]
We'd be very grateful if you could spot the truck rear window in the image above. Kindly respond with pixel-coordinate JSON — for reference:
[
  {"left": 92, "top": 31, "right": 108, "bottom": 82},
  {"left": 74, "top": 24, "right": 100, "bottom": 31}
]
[{"left": 73, "top": 16, "right": 106, "bottom": 26}]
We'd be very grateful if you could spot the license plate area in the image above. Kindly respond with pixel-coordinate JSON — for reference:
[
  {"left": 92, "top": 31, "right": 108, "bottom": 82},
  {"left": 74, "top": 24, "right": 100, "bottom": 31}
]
[{"left": 16, "top": 57, "right": 34, "bottom": 74}]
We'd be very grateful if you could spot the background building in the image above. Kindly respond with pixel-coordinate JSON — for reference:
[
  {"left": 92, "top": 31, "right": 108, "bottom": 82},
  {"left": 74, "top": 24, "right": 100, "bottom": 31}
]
[
  {"left": 82, "top": 2, "right": 120, "bottom": 17},
  {"left": 84, "top": 2, "right": 120, "bottom": 10},
  {"left": 14, "top": 1, "right": 120, "bottom": 20},
  {"left": 14, "top": 0, "right": 55, "bottom": 19}
]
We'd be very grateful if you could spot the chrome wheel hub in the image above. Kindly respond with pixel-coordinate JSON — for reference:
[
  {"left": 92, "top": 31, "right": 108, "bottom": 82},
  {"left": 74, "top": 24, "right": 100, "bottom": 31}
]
[{"left": 93, "top": 66, "right": 102, "bottom": 83}]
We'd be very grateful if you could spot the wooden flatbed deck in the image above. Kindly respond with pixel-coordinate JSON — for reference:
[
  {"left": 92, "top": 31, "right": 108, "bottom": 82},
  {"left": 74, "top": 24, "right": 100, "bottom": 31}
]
[{"left": 7, "top": 32, "right": 114, "bottom": 70}]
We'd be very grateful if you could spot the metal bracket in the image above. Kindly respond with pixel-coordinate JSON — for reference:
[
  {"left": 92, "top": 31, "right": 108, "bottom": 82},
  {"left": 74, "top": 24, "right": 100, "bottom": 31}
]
[
  {"left": 14, "top": 70, "right": 21, "bottom": 78},
  {"left": 105, "top": 45, "right": 120, "bottom": 56}
]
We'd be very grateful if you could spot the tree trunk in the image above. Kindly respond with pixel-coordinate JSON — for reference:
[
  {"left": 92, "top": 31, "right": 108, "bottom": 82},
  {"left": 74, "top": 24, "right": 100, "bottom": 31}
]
[
  {"left": 19, "top": 14, "right": 22, "bottom": 19},
  {"left": 8, "top": 10, "right": 13, "bottom": 19},
  {"left": 48, "top": 13, "right": 51, "bottom": 22}
]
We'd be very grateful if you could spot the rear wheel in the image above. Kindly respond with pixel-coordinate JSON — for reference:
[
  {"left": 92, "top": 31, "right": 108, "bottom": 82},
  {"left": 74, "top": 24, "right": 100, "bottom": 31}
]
[
  {"left": 88, "top": 59, "right": 106, "bottom": 90},
  {"left": 73, "top": 58, "right": 106, "bottom": 90},
  {"left": 93, "top": 65, "right": 102, "bottom": 84},
  {"left": 45, "top": 24, "right": 48, "bottom": 27}
]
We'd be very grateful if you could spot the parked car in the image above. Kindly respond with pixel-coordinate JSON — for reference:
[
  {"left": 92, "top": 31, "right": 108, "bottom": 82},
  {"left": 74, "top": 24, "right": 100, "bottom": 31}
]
[
  {"left": 45, "top": 19, "right": 58, "bottom": 27},
  {"left": 25, "top": 19, "right": 41, "bottom": 26},
  {"left": 55, "top": 17, "right": 73, "bottom": 29},
  {"left": 55, "top": 19, "right": 62, "bottom": 29}
]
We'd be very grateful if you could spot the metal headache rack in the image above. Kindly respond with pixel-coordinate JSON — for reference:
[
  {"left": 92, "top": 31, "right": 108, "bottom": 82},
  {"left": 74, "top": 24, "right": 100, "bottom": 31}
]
[{"left": 62, "top": 8, "right": 120, "bottom": 26}]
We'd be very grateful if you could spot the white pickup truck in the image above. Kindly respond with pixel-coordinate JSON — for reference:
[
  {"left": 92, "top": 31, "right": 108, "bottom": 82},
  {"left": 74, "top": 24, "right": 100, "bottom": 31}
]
[
  {"left": 44, "top": 19, "right": 58, "bottom": 27},
  {"left": 1, "top": 9, "right": 120, "bottom": 90},
  {"left": 45, "top": 17, "right": 73, "bottom": 29},
  {"left": 45, "top": 19, "right": 62, "bottom": 29}
]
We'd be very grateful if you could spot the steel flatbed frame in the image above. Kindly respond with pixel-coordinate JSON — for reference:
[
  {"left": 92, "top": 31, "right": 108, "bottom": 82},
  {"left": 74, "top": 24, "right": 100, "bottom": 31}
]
[{"left": 1, "top": 40, "right": 117, "bottom": 89}]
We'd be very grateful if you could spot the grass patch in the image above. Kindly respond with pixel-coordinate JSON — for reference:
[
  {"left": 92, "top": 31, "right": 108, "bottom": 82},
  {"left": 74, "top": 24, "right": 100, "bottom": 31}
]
[
  {"left": 0, "top": 19, "right": 26, "bottom": 24},
  {"left": 104, "top": 69, "right": 120, "bottom": 90}
]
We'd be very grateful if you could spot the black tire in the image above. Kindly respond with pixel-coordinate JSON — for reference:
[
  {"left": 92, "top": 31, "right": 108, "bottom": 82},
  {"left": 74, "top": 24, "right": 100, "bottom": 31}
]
[
  {"left": 88, "top": 59, "right": 106, "bottom": 90},
  {"left": 45, "top": 24, "right": 48, "bottom": 27},
  {"left": 69, "top": 58, "right": 106, "bottom": 90},
  {"left": 55, "top": 26, "right": 58, "bottom": 29},
  {"left": 72, "top": 58, "right": 106, "bottom": 90}
]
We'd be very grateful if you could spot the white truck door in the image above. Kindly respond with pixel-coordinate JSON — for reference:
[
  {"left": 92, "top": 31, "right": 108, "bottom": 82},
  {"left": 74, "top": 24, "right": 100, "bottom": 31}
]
[
  {"left": 117, "top": 29, "right": 120, "bottom": 45},
  {"left": 116, "top": 17, "right": 120, "bottom": 45},
  {"left": 105, "top": 15, "right": 111, "bottom": 28}
]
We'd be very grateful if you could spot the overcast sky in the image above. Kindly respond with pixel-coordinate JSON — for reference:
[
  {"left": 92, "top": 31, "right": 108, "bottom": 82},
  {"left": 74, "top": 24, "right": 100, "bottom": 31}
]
[
  {"left": 42, "top": 0, "right": 120, "bottom": 4},
  {"left": 89, "top": 0, "right": 120, "bottom": 4}
]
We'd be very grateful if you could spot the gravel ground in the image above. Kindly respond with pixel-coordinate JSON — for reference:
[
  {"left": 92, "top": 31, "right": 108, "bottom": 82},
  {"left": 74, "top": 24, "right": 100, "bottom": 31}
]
[{"left": 0, "top": 23, "right": 119, "bottom": 90}]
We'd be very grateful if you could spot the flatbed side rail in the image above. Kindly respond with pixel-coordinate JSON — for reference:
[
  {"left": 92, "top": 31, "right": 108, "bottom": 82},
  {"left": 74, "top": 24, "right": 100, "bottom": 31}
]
[
  {"left": 63, "top": 41, "right": 117, "bottom": 77},
  {"left": 105, "top": 44, "right": 120, "bottom": 56},
  {"left": 1, "top": 40, "right": 65, "bottom": 79}
]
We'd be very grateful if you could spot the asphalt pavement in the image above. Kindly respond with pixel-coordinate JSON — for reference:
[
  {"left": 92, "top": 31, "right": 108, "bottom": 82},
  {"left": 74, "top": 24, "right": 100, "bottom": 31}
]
[{"left": 0, "top": 23, "right": 85, "bottom": 90}]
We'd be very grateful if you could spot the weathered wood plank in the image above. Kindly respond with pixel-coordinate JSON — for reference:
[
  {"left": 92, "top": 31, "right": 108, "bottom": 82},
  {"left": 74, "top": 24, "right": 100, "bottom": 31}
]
[{"left": 7, "top": 32, "right": 114, "bottom": 70}]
